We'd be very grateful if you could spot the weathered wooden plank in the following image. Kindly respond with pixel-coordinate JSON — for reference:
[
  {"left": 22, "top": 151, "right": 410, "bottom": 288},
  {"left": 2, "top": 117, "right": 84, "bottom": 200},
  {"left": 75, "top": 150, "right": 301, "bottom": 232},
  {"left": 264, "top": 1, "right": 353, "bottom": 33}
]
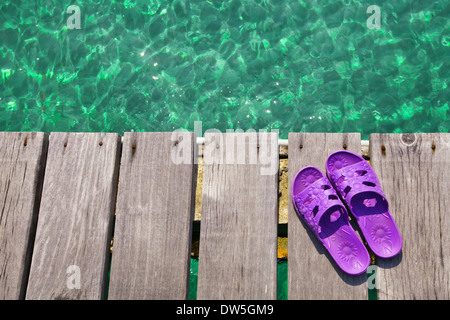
[
  {"left": 288, "top": 133, "right": 368, "bottom": 300},
  {"left": 25, "top": 133, "right": 121, "bottom": 300},
  {"left": 370, "top": 133, "right": 450, "bottom": 300},
  {"left": 197, "top": 132, "right": 279, "bottom": 300},
  {"left": 108, "top": 132, "right": 196, "bottom": 300},
  {"left": 0, "top": 132, "right": 48, "bottom": 300}
]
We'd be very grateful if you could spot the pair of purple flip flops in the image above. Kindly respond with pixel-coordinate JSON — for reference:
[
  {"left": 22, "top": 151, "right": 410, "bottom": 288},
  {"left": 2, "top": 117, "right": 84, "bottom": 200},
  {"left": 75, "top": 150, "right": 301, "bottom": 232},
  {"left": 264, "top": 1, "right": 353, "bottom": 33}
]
[{"left": 292, "top": 150, "right": 402, "bottom": 275}]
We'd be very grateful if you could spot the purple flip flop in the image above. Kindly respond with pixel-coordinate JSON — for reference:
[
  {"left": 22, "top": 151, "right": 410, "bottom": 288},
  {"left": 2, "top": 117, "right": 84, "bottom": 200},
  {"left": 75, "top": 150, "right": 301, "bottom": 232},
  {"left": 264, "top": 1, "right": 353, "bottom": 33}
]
[
  {"left": 292, "top": 166, "right": 370, "bottom": 275},
  {"left": 326, "top": 150, "right": 403, "bottom": 258}
]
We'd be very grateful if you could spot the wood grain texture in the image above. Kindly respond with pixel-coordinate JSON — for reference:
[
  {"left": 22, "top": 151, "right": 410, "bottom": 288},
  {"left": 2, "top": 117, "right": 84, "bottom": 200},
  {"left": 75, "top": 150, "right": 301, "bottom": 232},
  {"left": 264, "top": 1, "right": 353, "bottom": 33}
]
[
  {"left": 0, "top": 132, "right": 48, "bottom": 300},
  {"left": 108, "top": 132, "right": 196, "bottom": 300},
  {"left": 287, "top": 133, "right": 368, "bottom": 300},
  {"left": 197, "top": 132, "right": 279, "bottom": 300},
  {"left": 25, "top": 133, "right": 121, "bottom": 300},
  {"left": 370, "top": 133, "right": 450, "bottom": 300}
]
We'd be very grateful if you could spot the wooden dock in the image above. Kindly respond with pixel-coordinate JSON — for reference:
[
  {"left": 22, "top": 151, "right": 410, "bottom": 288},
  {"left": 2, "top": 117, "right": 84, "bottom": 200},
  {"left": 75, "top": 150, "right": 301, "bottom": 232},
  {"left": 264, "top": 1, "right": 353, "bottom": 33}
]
[{"left": 0, "top": 131, "right": 449, "bottom": 300}]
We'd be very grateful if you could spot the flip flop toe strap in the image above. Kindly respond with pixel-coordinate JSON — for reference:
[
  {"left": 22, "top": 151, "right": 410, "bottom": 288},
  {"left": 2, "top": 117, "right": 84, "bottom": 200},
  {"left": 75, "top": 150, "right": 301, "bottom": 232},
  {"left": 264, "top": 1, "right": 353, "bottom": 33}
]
[{"left": 328, "top": 160, "right": 386, "bottom": 208}]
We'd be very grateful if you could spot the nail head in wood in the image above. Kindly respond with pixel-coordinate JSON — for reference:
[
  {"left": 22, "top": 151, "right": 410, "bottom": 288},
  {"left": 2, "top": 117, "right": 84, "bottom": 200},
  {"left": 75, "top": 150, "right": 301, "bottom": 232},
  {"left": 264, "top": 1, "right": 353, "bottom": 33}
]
[{"left": 381, "top": 145, "right": 386, "bottom": 156}]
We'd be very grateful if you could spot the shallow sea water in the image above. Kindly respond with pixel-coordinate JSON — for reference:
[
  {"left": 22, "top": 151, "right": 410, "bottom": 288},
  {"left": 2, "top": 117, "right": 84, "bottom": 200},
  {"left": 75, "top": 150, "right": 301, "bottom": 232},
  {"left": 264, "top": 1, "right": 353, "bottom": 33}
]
[{"left": 0, "top": 0, "right": 449, "bottom": 139}]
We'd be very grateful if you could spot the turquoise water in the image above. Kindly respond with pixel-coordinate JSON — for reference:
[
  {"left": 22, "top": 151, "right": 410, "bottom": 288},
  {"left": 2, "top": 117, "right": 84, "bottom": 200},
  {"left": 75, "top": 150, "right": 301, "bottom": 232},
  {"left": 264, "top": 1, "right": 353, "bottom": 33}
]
[{"left": 0, "top": 0, "right": 449, "bottom": 138}]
